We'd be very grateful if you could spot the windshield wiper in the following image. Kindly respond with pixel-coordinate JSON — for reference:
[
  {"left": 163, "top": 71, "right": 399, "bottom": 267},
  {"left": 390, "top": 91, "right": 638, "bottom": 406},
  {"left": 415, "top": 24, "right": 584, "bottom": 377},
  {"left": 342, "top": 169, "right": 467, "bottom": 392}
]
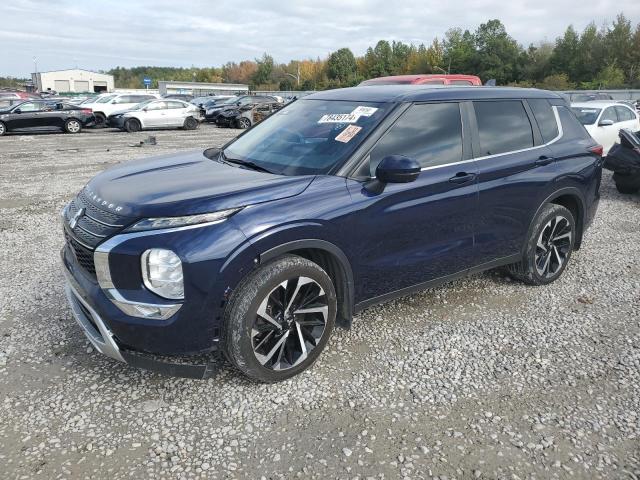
[{"left": 221, "top": 152, "right": 274, "bottom": 174}]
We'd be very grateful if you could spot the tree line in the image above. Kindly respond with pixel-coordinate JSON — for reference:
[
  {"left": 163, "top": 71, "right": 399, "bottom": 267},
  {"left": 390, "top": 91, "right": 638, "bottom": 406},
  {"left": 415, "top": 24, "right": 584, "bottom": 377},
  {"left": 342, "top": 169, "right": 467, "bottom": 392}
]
[{"left": 2, "top": 14, "right": 638, "bottom": 92}]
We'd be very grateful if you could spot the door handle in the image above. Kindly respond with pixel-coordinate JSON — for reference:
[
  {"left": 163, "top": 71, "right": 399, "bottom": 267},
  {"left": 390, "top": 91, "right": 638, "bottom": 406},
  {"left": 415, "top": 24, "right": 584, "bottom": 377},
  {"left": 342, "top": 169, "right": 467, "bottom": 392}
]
[
  {"left": 449, "top": 172, "right": 477, "bottom": 184},
  {"left": 535, "top": 155, "right": 554, "bottom": 166}
]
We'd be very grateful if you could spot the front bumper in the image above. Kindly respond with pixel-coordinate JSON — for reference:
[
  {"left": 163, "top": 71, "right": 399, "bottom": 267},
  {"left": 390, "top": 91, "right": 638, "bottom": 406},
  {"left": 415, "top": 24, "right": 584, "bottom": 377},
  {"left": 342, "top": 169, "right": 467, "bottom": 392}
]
[{"left": 63, "top": 260, "right": 221, "bottom": 379}]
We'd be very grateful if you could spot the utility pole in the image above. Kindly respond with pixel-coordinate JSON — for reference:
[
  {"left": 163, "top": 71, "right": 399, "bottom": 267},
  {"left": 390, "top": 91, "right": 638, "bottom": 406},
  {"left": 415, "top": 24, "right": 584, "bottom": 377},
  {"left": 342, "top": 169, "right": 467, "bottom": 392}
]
[{"left": 284, "top": 62, "right": 300, "bottom": 87}]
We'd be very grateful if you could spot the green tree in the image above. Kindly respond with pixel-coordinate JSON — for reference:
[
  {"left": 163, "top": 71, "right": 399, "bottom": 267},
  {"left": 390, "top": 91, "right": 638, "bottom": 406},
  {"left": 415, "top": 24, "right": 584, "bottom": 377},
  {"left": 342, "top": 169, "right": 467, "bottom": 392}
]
[
  {"left": 442, "top": 28, "right": 476, "bottom": 75},
  {"left": 251, "top": 53, "right": 274, "bottom": 87},
  {"left": 472, "top": 19, "right": 522, "bottom": 83},
  {"left": 327, "top": 48, "right": 357, "bottom": 84},
  {"left": 549, "top": 25, "right": 580, "bottom": 80},
  {"left": 537, "top": 73, "right": 574, "bottom": 90}
]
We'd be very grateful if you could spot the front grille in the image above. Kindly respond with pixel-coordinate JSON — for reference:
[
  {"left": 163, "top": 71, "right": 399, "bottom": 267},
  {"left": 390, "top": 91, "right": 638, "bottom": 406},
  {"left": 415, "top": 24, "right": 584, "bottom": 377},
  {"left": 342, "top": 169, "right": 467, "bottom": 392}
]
[
  {"left": 65, "top": 229, "right": 97, "bottom": 275},
  {"left": 63, "top": 188, "right": 135, "bottom": 277}
]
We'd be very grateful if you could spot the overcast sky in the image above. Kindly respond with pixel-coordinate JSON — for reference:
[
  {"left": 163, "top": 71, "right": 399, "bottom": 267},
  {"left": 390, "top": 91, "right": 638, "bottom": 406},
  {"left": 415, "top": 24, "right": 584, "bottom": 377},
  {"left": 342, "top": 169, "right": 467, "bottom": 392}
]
[{"left": 1, "top": 0, "right": 639, "bottom": 77}]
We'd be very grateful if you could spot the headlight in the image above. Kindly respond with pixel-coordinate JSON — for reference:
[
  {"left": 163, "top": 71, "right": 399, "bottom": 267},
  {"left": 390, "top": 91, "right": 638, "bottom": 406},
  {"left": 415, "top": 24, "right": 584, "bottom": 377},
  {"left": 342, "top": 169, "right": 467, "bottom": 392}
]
[
  {"left": 125, "top": 208, "right": 241, "bottom": 232},
  {"left": 141, "top": 249, "right": 184, "bottom": 300}
]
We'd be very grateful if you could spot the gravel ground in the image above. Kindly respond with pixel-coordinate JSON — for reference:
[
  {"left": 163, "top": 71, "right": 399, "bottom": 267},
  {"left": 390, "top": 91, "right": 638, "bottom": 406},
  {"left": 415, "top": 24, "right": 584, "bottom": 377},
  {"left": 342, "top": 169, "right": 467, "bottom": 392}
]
[{"left": 0, "top": 125, "right": 639, "bottom": 479}]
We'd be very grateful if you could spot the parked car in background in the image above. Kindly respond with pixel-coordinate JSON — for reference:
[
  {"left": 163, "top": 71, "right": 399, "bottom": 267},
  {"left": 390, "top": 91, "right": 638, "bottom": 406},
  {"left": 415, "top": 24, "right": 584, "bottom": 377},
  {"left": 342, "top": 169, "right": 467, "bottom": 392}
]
[
  {"left": 572, "top": 93, "right": 614, "bottom": 102},
  {"left": 163, "top": 94, "right": 194, "bottom": 102},
  {"left": 61, "top": 85, "right": 602, "bottom": 382},
  {"left": 205, "top": 95, "right": 280, "bottom": 123},
  {"left": 0, "top": 90, "right": 41, "bottom": 100},
  {"left": 571, "top": 101, "right": 640, "bottom": 154},
  {"left": 108, "top": 99, "right": 201, "bottom": 132},
  {"left": 82, "top": 93, "right": 159, "bottom": 126},
  {"left": 214, "top": 99, "right": 283, "bottom": 128},
  {"left": 0, "top": 100, "right": 94, "bottom": 136},
  {"left": 191, "top": 95, "right": 233, "bottom": 106},
  {"left": 604, "top": 128, "right": 640, "bottom": 194},
  {"left": 359, "top": 74, "right": 482, "bottom": 86},
  {"left": 0, "top": 97, "right": 29, "bottom": 110}
]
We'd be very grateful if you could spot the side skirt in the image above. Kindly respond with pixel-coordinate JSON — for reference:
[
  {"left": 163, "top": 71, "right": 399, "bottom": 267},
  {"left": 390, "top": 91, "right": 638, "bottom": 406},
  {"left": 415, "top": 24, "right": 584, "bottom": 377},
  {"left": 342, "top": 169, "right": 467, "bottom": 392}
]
[{"left": 353, "top": 253, "right": 521, "bottom": 313}]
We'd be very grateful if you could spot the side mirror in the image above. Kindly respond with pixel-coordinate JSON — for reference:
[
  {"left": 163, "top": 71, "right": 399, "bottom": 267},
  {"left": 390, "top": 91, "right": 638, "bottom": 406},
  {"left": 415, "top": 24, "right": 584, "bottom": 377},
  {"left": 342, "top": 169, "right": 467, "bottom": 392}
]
[
  {"left": 14, "top": 108, "right": 21, "bottom": 114},
  {"left": 142, "top": 107, "right": 148, "bottom": 112},
  {"left": 599, "top": 119, "right": 614, "bottom": 127},
  {"left": 376, "top": 155, "right": 421, "bottom": 183}
]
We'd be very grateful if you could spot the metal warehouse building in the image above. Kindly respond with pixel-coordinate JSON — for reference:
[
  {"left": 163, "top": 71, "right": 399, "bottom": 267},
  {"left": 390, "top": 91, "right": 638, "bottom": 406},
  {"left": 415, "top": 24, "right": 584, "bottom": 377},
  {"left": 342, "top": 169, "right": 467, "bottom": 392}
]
[
  {"left": 158, "top": 81, "right": 248, "bottom": 96},
  {"left": 31, "top": 69, "right": 114, "bottom": 94}
]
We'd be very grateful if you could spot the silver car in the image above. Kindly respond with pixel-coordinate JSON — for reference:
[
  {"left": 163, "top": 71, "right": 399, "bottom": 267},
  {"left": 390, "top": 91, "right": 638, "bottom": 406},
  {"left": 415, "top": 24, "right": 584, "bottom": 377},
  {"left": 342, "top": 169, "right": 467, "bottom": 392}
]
[{"left": 108, "top": 100, "right": 201, "bottom": 132}]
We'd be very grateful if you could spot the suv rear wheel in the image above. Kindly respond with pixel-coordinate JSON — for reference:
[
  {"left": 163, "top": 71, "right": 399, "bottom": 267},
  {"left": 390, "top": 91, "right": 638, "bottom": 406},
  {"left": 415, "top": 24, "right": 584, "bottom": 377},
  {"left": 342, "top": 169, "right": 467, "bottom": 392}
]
[
  {"left": 507, "top": 204, "right": 575, "bottom": 285},
  {"left": 222, "top": 254, "right": 337, "bottom": 382}
]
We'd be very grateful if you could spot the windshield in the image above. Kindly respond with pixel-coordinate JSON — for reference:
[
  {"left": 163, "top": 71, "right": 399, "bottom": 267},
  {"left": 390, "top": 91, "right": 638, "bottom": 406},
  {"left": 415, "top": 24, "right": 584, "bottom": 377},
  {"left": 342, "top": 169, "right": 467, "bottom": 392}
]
[
  {"left": 223, "top": 99, "right": 391, "bottom": 175},
  {"left": 571, "top": 107, "right": 602, "bottom": 125},
  {"left": 95, "top": 95, "right": 116, "bottom": 104}
]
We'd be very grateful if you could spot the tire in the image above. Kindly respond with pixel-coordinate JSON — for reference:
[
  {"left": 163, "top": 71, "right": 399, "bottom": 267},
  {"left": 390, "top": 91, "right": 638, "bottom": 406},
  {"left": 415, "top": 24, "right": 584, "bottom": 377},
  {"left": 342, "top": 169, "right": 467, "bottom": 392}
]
[
  {"left": 183, "top": 116, "right": 199, "bottom": 130},
  {"left": 0, "top": 121, "right": 6, "bottom": 136},
  {"left": 64, "top": 118, "right": 82, "bottom": 134},
  {"left": 93, "top": 112, "right": 106, "bottom": 128},
  {"left": 222, "top": 254, "right": 337, "bottom": 383},
  {"left": 506, "top": 204, "right": 575, "bottom": 286},
  {"left": 236, "top": 117, "right": 251, "bottom": 129},
  {"left": 613, "top": 173, "right": 640, "bottom": 194},
  {"left": 125, "top": 118, "right": 141, "bottom": 133}
]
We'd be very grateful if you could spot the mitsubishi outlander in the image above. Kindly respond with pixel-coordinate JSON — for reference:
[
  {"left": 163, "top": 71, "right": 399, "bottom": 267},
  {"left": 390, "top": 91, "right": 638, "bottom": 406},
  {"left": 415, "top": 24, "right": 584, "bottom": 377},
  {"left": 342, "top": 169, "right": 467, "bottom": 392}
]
[{"left": 61, "top": 86, "right": 602, "bottom": 382}]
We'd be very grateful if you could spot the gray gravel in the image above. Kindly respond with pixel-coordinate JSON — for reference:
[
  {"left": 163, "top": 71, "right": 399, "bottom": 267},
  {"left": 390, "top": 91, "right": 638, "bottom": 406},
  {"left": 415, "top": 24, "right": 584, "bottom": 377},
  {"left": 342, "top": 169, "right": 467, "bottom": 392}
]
[{"left": 0, "top": 125, "right": 639, "bottom": 479}]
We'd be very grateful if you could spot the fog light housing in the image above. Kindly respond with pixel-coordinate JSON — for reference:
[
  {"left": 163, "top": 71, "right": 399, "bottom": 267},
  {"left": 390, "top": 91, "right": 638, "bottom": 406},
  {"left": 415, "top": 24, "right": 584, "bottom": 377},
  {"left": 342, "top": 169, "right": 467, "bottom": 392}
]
[{"left": 141, "top": 249, "right": 184, "bottom": 300}]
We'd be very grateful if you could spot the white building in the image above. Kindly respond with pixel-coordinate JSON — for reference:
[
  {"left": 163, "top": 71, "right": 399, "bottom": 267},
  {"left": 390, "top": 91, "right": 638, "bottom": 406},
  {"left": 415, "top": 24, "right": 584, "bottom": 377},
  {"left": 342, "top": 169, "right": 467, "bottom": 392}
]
[{"left": 31, "top": 69, "right": 114, "bottom": 94}]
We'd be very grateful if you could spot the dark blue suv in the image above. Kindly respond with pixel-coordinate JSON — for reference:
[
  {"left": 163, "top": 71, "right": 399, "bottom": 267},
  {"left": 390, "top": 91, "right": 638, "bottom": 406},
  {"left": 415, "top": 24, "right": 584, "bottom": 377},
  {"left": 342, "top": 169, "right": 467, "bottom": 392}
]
[{"left": 61, "top": 86, "right": 602, "bottom": 382}]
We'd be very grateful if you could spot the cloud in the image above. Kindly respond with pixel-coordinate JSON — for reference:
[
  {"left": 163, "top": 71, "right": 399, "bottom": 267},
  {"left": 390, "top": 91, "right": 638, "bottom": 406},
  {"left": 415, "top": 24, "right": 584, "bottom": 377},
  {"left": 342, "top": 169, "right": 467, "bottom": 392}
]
[{"left": 1, "top": 0, "right": 638, "bottom": 76}]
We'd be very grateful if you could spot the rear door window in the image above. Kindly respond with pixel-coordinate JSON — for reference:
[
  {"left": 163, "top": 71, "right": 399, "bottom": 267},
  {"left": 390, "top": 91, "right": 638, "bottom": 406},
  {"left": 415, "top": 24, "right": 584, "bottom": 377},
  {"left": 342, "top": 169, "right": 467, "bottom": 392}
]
[
  {"left": 528, "top": 99, "right": 559, "bottom": 143},
  {"left": 473, "top": 101, "right": 534, "bottom": 156},
  {"left": 601, "top": 107, "right": 618, "bottom": 123},
  {"left": 166, "top": 101, "right": 185, "bottom": 109},
  {"left": 369, "top": 102, "right": 463, "bottom": 174}
]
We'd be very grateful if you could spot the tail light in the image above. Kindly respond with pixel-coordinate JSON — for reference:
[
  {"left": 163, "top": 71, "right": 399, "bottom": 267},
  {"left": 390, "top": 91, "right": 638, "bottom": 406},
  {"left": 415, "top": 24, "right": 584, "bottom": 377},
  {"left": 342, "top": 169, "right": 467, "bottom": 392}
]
[
  {"left": 81, "top": 108, "right": 92, "bottom": 114},
  {"left": 589, "top": 145, "right": 604, "bottom": 157}
]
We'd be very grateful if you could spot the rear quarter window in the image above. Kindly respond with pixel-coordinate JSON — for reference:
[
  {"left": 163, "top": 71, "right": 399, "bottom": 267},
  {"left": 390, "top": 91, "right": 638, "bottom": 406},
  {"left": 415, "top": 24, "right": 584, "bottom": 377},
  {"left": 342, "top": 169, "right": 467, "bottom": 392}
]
[
  {"left": 528, "top": 99, "right": 559, "bottom": 143},
  {"left": 557, "top": 106, "right": 592, "bottom": 140}
]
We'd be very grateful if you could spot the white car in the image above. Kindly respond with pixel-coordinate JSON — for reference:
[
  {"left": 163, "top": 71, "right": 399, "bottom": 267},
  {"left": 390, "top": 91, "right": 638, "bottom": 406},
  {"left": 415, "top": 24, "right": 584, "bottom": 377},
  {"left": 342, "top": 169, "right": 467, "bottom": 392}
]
[
  {"left": 107, "top": 99, "right": 201, "bottom": 132},
  {"left": 82, "top": 93, "right": 159, "bottom": 126},
  {"left": 571, "top": 101, "right": 640, "bottom": 154}
]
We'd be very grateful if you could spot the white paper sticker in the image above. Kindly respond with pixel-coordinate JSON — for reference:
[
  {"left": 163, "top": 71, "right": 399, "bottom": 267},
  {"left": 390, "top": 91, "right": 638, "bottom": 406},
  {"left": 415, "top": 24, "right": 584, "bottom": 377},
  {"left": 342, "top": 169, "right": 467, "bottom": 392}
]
[
  {"left": 335, "top": 125, "right": 362, "bottom": 143},
  {"left": 318, "top": 113, "right": 360, "bottom": 124},
  {"left": 351, "top": 106, "right": 378, "bottom": 117}
]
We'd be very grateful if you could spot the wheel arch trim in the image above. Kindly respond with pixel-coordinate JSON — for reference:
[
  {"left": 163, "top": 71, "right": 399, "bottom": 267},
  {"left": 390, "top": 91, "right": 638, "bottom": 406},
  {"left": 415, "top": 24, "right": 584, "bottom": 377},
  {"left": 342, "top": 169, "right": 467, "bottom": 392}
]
[{"left": 524, "top": 186, "right": 587, "bottom": 255}]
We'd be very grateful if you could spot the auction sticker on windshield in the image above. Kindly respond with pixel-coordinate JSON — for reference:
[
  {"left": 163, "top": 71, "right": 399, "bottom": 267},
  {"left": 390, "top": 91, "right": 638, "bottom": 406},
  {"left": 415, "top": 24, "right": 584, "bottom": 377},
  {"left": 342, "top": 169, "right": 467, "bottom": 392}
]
[
  {"left": 351, "top": 106, "right": 378, "bottom": 117},
  {"left": 318, "top": 113, "right": 360, "bottom": 123},
  {"left": 335, "top": 125, "right": 362, "bottom": 143}
]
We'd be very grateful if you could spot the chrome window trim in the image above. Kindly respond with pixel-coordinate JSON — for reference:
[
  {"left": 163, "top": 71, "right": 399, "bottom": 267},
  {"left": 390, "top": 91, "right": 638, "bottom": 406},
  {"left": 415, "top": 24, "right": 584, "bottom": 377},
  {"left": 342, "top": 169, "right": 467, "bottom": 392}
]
[{"left": 420, "top": 105, "right": 563, "bottom": 172}]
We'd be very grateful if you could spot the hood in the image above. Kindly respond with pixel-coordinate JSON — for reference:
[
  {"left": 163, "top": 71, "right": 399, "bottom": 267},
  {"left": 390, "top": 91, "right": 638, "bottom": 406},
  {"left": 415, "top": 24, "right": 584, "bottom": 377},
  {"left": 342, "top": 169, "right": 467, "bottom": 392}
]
[{"left": 85, "top": 150, "right": 314, "bottom": 218}]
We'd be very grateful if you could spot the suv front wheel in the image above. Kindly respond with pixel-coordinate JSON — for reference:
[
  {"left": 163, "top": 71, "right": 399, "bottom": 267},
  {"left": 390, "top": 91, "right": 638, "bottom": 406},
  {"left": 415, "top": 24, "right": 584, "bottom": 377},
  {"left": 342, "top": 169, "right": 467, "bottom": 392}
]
[
  {"left": 222, "top": 255, "right": 337, "bottom": 382},
  {"left": 507, "top": 204, "right": 575, "bottom": 285}
]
